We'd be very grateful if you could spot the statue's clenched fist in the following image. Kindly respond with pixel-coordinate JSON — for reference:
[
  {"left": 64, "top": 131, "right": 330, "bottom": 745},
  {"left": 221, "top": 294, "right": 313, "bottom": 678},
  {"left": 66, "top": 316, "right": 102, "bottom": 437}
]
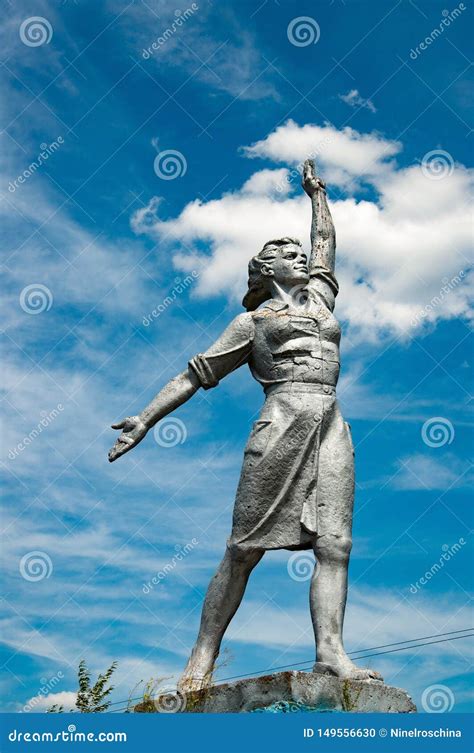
[{"left": 302, "top": 159, "right": 326, "bottom": 197}]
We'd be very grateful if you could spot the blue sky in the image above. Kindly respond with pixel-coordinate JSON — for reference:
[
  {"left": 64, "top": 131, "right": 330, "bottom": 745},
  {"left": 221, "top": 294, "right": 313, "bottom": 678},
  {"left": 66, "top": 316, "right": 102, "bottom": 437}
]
[{"left": 1, "top": 0, "right": 473, "bottom": 714}]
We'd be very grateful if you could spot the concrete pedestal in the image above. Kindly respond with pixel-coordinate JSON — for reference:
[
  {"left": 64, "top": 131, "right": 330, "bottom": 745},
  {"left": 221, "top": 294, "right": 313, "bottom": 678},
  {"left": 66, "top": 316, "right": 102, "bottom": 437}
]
[{"left": 135, "top": 670, "right": 417, "bottom": 713}]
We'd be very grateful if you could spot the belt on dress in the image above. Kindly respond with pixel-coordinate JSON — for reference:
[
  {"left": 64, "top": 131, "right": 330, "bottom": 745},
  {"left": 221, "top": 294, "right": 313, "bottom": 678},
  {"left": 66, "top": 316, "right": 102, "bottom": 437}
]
[{"left": 264, "top": 382, "right": 336, "bottom": 397}]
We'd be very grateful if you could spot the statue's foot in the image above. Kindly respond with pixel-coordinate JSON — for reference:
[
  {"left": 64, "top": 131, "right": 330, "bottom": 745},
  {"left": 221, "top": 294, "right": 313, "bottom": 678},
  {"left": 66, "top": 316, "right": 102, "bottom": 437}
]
[
  {"left": 314, "top": 654, "right": 383, "bottom": 682},
  {"left": 177, "top": 673, "right": 209, "bottom": 693},
  {"left": 177, "top": 650, "right": 216, "bottom": 693}
]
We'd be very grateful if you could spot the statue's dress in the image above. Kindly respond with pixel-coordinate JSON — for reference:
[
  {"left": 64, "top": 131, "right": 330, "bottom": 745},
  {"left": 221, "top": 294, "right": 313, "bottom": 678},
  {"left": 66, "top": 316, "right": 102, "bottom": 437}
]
[{"left": 189, "top": 269, "right": 354, "bottom": 551}]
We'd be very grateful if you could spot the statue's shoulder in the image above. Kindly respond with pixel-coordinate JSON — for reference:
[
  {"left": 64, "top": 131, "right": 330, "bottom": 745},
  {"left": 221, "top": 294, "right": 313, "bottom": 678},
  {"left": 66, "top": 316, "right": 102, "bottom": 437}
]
[
  {"left": 225, "top": 311, "right": 256, "bottom": 339},
  {"left": 251, "top": 300, "right": 287, "bottom": 321},
  {"left": 233, "top": 311, "right": 255, "bottom": 327}
]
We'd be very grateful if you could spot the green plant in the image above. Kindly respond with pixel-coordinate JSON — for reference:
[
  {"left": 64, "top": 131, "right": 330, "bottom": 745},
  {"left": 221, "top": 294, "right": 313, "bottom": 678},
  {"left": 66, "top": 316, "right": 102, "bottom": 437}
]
[
  {"left": 128, "top": 676, "right": 169, "bottom": 713},
  {"left": 47, "top": 660, "right": 117, "bottom": 713},
  {"left": 132, "top": 650, "right": 235, "bottom": 713}
]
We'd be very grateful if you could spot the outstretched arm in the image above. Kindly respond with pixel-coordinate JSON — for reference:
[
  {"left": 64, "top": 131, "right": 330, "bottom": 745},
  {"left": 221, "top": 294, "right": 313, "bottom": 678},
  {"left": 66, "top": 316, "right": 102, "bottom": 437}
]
[
  {"left": 108, "top": 369, "right": 200, "bottom": 462},
  {"left": 302, "top": 159, "right": 336, "bottom": 273},
  {"left": 108, "top": 312, "right": 254, "bottom": 463}
]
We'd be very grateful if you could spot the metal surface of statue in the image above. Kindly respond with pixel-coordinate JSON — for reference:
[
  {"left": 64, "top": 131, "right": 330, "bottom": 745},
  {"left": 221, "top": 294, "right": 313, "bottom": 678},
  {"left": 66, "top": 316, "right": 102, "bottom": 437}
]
[{"left": 109, "top": 160, "right": 382, "bottom": 691}]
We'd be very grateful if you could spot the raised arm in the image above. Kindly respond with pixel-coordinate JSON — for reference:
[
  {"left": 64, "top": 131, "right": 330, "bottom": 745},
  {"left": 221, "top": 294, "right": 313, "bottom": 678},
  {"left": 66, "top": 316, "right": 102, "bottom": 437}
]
[{"left": 302, "top": 159, "right": 336, "bottom": 273}]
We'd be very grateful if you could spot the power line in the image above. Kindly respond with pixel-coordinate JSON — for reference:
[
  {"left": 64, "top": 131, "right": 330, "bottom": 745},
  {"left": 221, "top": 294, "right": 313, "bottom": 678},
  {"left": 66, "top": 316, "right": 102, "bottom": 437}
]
[
  {"left": 107, "top": 625, "right": 473, "bottom": 707},
  {"left": 208, "top": 627, "right": 474, "bottom": 683},
  {"left": 107, "top": 629, "right": 474, "bottom": 711},
  {"left": 108, "top": 632, "right": 473, "bottom": 714},
  {"left": 105, "top": 628, "right": 473, "bottom": 713},
  {"left": 349, "top": 633, "right": 473, "bottom": 660}
]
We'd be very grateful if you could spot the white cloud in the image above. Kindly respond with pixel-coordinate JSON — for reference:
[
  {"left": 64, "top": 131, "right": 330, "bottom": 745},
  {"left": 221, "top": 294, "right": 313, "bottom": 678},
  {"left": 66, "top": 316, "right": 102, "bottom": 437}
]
[
  {"left": 391, "top": 454, "right": 474, "bottom": 491},
  {"left": 21, "top": 691, "right": 77, "bottom": 713},
  {"left": 131, "top": 120, "right": 473, "bottom": 343},
  {"left": 242, "top": 119, "right": 400, "bottom": 186},
  {"left": 241, "top": 168, "right": 292, "bottom": 197},
  {"left": 339, "top": 88, "right": 377, "bottom": 113}
]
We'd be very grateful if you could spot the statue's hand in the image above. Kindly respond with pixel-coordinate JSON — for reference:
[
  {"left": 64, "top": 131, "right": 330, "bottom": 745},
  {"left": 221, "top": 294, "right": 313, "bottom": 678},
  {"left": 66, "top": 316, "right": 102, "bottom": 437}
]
[
  {"left": 302, "top": 159, "right": 326, "bottom": 196},
  {"left": 108, "top": 415, "right": 148, "bottom": 462}
]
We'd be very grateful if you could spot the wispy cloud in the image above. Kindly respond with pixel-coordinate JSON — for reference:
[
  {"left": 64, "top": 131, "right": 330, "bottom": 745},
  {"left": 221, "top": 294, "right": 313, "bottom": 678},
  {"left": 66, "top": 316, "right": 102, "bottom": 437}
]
[
  {"left": 339, "top": 88, "right": 377, "bottom": 113},
  {"left": 391, "top": 454, "right": 474, "bottom": 491},
  {"left": 118, "top": 2, "right": 279, "bottom": 101}
]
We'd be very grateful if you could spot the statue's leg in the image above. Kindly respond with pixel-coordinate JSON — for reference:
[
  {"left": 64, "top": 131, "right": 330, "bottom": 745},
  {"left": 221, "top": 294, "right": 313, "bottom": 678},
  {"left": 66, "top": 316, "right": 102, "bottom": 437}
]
[
  {"left": 178, "top": 544, "right": 264, "bottom": 691},
  {"left": 310, "top": 534, "right": 381, "bottom": 681},
  {"left": 309, "top": 405, "right": 383, "bottom": 681}
]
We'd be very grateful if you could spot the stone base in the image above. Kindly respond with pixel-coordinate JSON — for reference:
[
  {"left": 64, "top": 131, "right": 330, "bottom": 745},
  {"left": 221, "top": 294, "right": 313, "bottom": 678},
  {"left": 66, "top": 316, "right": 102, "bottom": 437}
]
[{"left": 135, "top": 670, "right": 417, "bottom": 713}]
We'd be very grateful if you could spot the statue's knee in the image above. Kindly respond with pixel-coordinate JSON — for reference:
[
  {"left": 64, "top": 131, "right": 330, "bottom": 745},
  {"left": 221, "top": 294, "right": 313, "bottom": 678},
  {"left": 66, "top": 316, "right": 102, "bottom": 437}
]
[
  {"left": 338, "top": 536, "right": 352, "bottom": 557},
  {"left": 314, "top": 534, "right": 352, "bottom": 561},
  {"left": 226, "top": 542, "right": 263, "bottom": 566}
]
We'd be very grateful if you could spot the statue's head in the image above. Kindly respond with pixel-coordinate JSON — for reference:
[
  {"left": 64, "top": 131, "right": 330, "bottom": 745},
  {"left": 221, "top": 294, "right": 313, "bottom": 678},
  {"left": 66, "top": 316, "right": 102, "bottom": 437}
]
[{"left": 242, "top": 238, "right": 309, "bottom": 311}]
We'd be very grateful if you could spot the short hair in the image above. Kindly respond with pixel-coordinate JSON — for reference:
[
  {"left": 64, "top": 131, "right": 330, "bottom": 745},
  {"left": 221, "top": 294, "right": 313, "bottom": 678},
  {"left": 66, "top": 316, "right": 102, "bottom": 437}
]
[{"left": 242, "top": 238, "right": 302, "bottom": 311}]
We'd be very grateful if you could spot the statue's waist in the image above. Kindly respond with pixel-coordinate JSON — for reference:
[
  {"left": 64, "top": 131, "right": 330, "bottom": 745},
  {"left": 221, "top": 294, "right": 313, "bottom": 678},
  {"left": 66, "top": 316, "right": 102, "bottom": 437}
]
[
  {"left": 272, "top": 350, "right": 338, "bottom": 363},
  {"left": 251, "top": 352, "right": 340, "bottom": 386},
  {"left": 264, "top": 382, "right": 336, "bottom": 397}
]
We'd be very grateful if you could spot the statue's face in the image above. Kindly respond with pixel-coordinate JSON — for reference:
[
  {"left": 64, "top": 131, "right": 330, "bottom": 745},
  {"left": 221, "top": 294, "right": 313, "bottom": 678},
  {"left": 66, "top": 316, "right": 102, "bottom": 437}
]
[{"left": 263, "top": 244, "right": 309, "bottom": 287}]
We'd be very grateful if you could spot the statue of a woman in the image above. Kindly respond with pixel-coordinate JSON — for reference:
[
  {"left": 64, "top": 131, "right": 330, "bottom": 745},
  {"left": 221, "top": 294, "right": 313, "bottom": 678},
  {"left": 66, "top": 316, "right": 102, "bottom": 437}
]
[{"left": 109, "top": 160, "right": 382, "bottom": 689}]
